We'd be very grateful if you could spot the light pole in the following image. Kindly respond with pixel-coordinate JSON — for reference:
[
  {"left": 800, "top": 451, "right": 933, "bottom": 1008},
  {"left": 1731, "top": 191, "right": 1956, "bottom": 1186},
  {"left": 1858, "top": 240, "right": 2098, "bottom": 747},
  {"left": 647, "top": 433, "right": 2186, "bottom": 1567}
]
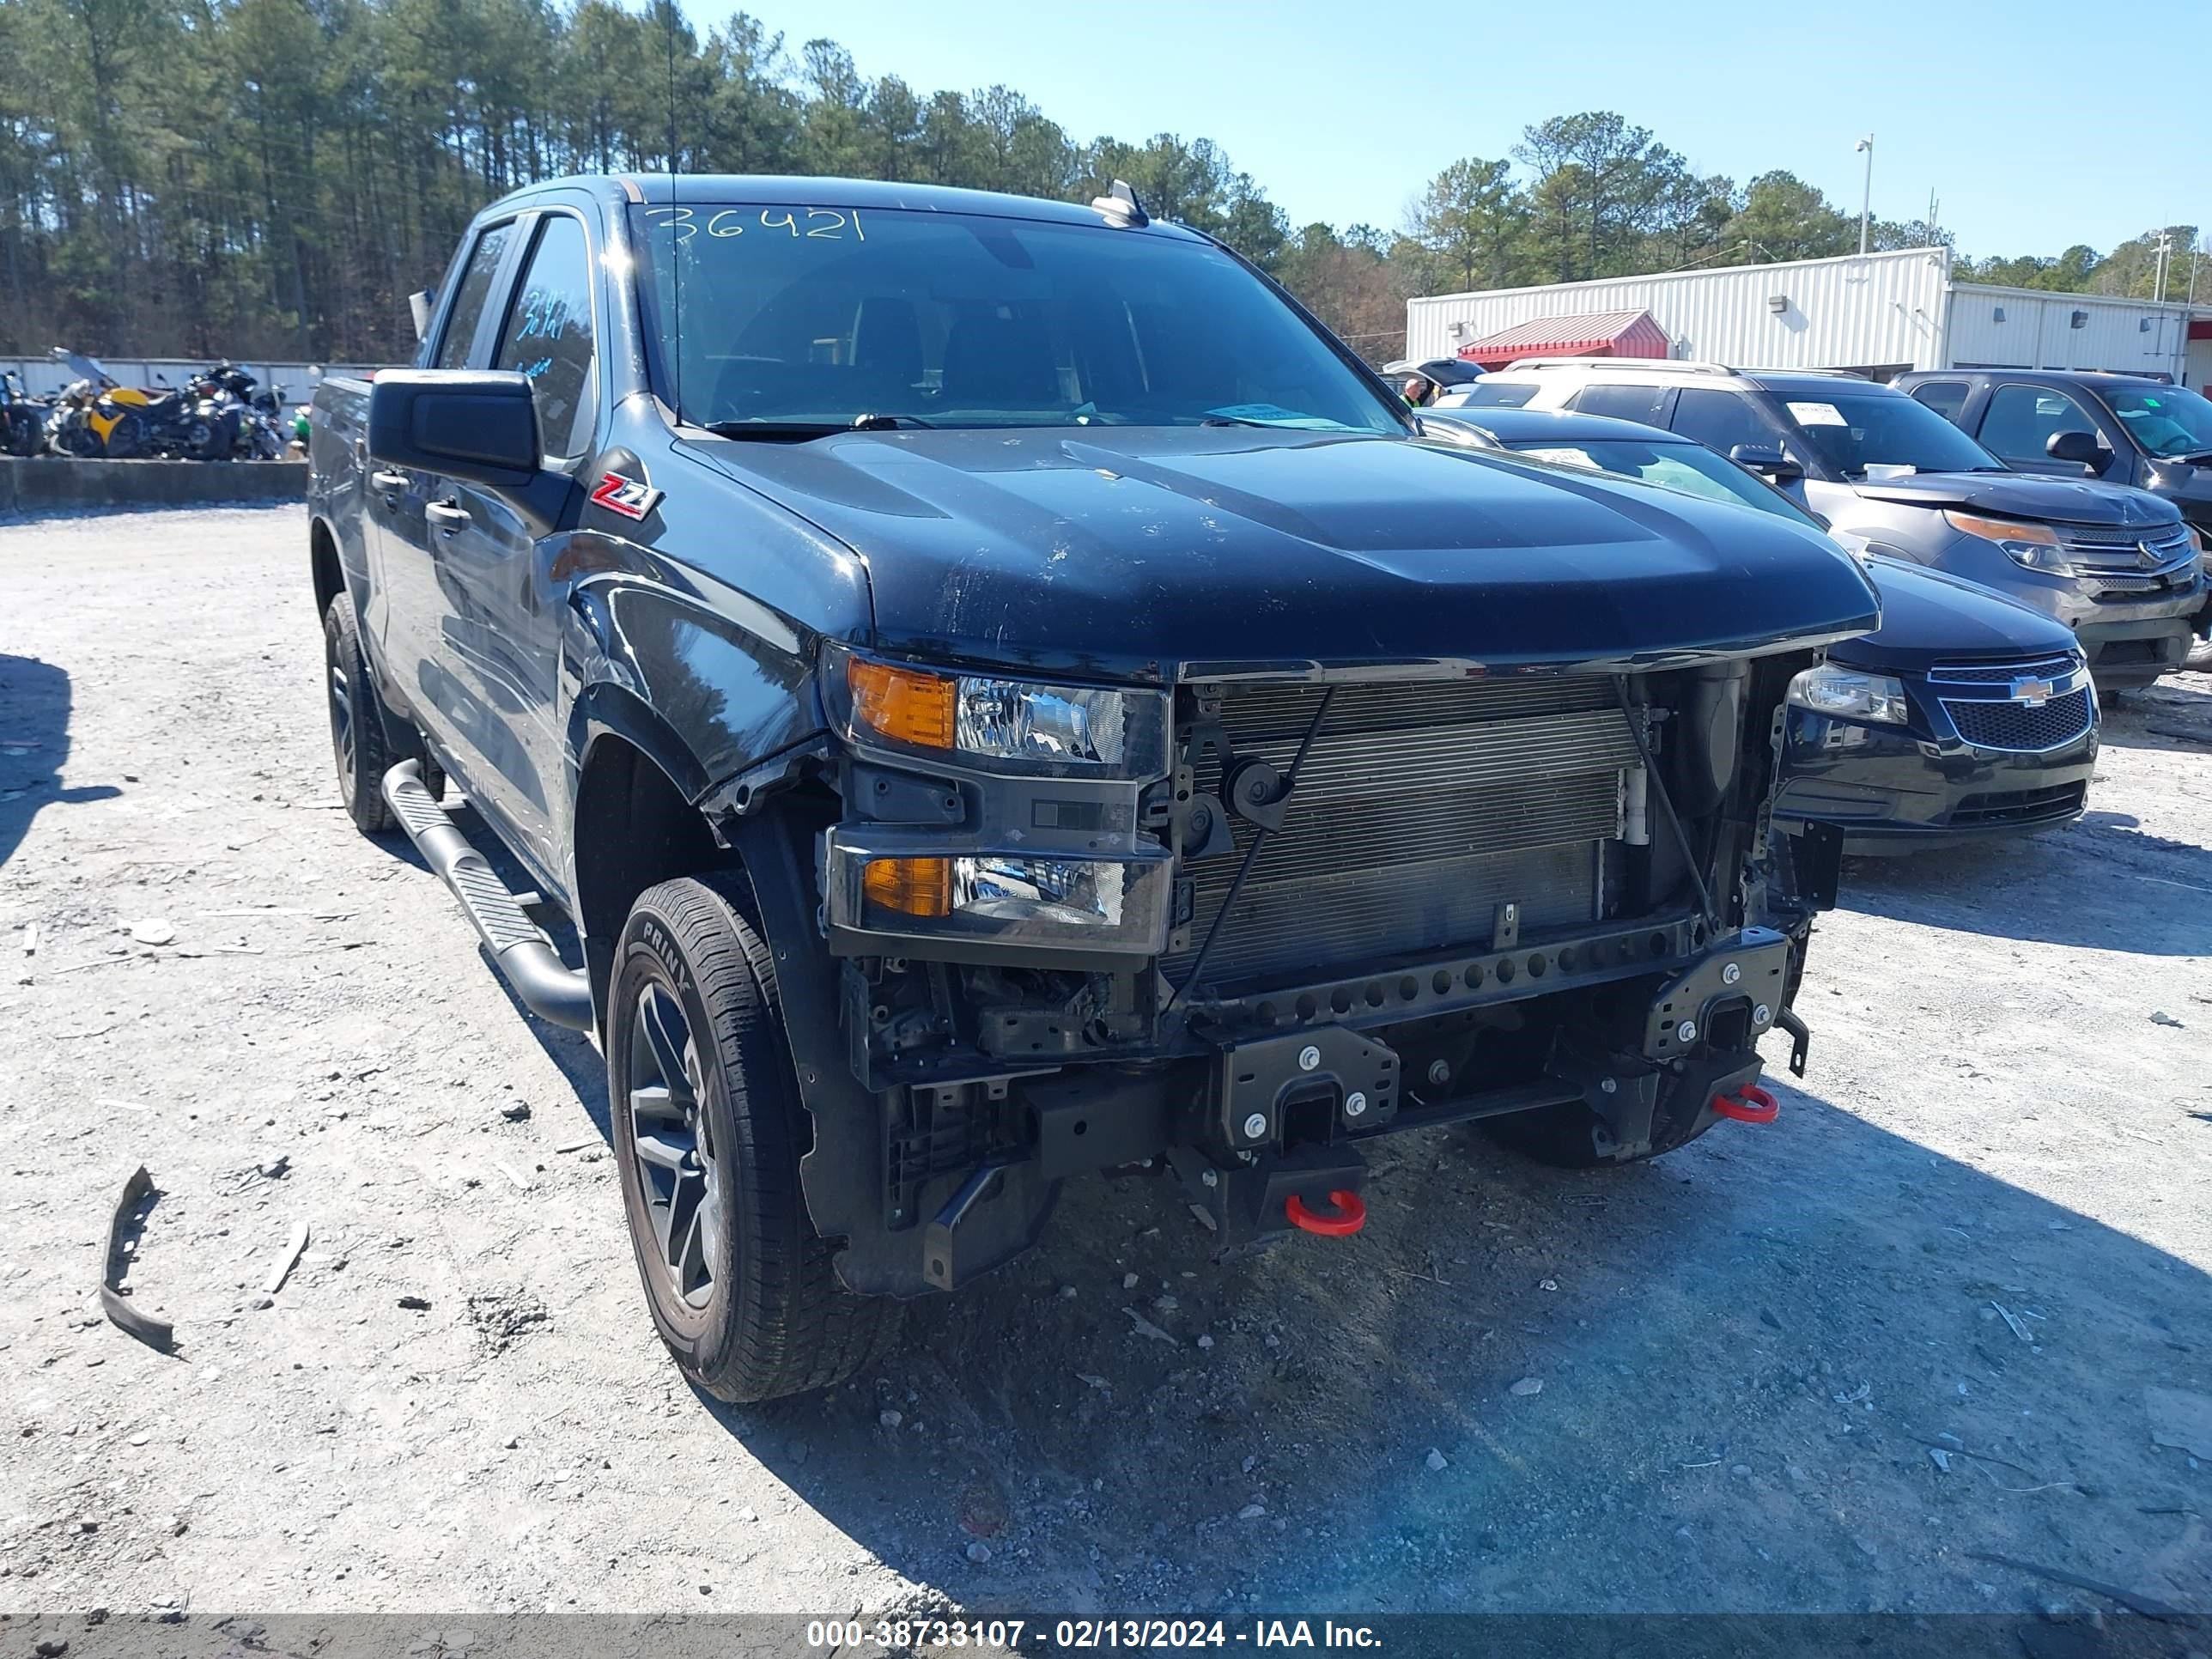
[{"left": 1856, "top": 136, "right": 1874, "bottom": 254}]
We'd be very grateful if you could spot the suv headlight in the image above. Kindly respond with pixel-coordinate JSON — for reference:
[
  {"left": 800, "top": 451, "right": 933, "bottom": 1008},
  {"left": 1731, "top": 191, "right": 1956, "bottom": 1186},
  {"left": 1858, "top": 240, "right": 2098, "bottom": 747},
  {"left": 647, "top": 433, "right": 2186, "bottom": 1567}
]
[
  {"left": 1943, "top": 510, "right": 2075, "bottom": 575},
  {"left": 829, "top": 646, "right": 1167, "bottom": 776},
  {"left": 1788, "top": 664, "right": 1910, "bottom": 724}
]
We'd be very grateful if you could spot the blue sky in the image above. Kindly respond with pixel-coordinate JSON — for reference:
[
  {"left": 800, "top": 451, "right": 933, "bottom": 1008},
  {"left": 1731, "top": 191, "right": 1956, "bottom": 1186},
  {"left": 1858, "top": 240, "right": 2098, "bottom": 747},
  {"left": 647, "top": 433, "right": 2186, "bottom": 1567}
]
[{"left": 714, "top": 0, "right": 2203, "bottom": 263}]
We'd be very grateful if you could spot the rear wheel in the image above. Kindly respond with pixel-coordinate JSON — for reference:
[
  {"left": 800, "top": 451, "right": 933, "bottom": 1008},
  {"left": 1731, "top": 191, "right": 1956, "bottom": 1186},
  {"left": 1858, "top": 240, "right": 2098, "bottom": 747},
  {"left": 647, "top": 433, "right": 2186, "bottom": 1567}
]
[
  {"left": 609, "top": 870, "right": 900, "bottom": 1402},
  {"left": 322, "top": 592, "right": 393, "bottom": 834},
  {"left": 105, "top": 411, "right": 147, "bottom": 459}
]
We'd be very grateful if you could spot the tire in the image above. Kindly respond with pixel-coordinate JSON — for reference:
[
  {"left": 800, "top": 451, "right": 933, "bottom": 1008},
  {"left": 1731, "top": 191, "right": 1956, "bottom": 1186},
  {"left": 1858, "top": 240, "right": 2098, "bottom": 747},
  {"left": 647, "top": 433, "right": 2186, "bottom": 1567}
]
[
  {"left": 1480, "top": 1073, "right": 1717, "bottom": 1170},
  {"left": 105, "top": 412, "right": 146, "bottom": 459},
  {"left": 608, "top": 871, "right": 900, "bottom": 1402},
  {"left": 322, "top": 592, "right": 394, "bottom": 834}
]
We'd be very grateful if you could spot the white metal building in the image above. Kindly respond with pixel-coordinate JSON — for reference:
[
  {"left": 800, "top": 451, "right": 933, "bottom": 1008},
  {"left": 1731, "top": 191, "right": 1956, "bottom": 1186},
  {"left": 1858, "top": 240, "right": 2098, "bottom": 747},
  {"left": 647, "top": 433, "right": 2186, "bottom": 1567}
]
[{"left": 1406, "top": 247, "right": 2212, "bottom": 390}]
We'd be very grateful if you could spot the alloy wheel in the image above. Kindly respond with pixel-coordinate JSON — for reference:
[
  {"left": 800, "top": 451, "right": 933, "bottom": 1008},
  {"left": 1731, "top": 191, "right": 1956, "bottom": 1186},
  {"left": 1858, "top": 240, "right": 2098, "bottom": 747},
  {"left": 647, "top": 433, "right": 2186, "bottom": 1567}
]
[
  {"left": 325, "top": 645, "right": 356, "bottom": 785},
  {"left": 626, "top": 981, "right": 723, "bottom": 1309}
]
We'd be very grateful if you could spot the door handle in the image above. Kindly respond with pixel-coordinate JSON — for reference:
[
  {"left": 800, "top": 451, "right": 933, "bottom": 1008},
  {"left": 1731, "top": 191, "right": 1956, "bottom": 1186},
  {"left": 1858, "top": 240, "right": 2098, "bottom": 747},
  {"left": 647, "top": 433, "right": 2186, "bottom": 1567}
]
[
  {"left": 370, "top": 469, "right": 408, "bottom": 493},
  {"left": 425, "top": 500, "right": 471, "bottom": 535}
]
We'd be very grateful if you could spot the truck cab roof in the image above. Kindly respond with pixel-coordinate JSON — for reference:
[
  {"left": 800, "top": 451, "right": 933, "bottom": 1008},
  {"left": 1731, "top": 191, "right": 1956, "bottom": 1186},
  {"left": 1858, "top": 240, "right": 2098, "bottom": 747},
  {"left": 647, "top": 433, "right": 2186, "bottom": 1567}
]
[{"left": 478, "top": 173, "right": 1212, "bottom": 239}]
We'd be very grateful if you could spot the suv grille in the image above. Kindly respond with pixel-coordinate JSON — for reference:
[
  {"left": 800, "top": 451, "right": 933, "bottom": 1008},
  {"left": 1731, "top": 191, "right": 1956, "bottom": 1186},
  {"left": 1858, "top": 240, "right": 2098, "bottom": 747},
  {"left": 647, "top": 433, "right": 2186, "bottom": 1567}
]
[
  {"left": 2058, "top": 523, "right": 2196, "bottom": 571},
  {"left": 1943, "top": 690, "right": 2094, "bottom": 751},
  {"left": 1166, "top": 678, "right": 1637, "bottom": 988}
]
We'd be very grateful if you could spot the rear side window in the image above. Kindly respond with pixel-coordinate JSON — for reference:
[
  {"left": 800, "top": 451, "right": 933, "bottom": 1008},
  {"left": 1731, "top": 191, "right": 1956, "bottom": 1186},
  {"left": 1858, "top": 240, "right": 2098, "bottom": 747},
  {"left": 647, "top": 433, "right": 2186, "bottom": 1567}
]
[
  {"left": 1567, "top": 381, "right": 1673, "bottom": 427},
  {"left": 1670, "top": 387, "right": 1772, "bottom": 456},
  {"left": 1454, "top": 380, "right": 1539, "bottom": 408},
  {"left": 1907, "top": 380, "right": 1970, "bottom": 424},
  {"left": 434, "top": 222, "right": 515, "bottom": 370},
  {"left": 492, "top": 215, "right": 597, "bottom": 458}
]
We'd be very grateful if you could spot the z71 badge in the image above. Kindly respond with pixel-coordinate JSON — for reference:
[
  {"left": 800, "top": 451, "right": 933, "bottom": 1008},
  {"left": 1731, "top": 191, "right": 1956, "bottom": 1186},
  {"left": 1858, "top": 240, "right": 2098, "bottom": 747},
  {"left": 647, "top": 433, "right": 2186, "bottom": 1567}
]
[{"left": 589, "top": 471, "right": 664, "bottom": 521}]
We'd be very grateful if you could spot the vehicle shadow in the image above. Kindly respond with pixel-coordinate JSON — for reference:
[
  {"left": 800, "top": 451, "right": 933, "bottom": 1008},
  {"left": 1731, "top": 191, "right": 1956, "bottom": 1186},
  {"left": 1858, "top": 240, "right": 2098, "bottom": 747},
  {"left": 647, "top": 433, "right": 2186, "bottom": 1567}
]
[
  {"left": 0, "top": 653, "right": 122, "bottom": 872},
  {"left": 679, "top": 1081, "right": 2211, "bottom": 1619},
  {"left": 2097, "top": 678, "right": 2212, "bottom": 752},
  {"left": 432, "top": 812, "right": 2209, "bottom": 1617},
  {"left": 1838, "top": 816, "right": 2212, "bottom": 951}
]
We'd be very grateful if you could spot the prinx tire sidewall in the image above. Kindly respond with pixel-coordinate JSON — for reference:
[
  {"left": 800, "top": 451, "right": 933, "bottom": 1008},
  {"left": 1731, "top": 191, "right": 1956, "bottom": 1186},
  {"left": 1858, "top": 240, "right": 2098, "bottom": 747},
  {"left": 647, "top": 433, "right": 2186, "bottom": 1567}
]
[{"left": 607, "top": 900, "right": 746, "bottom": 1370}]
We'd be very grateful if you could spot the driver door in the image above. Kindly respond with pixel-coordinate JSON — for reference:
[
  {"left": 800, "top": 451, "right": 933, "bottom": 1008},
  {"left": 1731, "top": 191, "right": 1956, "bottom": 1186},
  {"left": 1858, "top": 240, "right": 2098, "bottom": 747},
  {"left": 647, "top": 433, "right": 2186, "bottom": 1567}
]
[{"left": 386, "top": 205, "right": 600, "bottom": 879}]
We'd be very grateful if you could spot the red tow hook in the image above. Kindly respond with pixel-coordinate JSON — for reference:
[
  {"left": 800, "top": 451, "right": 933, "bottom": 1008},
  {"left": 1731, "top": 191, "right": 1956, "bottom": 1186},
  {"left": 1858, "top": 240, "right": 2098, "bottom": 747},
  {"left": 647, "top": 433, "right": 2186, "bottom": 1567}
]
[
  {"left": 1711, "top": 1083, "right": 1781, "bottom": 1125},
  {"left": 1285, "top": 1189, "right": 1367, "bottom": 1237}
]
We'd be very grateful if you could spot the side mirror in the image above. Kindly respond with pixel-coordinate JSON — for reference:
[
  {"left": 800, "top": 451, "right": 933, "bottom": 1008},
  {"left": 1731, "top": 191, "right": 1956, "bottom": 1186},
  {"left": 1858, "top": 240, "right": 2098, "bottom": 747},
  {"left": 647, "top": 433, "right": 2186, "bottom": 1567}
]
[
  {"left": 408, "top": 290, "right": 435, "bottom": 343},
  {"left": 1730, "top": 442, "right": 1803, "bottom": 486},
  {"left": 2046, "top": 428, "right": 2109, "bottom": 472},
  {"left": 368, "top": 369, "right": 540, "bottom": 490}
]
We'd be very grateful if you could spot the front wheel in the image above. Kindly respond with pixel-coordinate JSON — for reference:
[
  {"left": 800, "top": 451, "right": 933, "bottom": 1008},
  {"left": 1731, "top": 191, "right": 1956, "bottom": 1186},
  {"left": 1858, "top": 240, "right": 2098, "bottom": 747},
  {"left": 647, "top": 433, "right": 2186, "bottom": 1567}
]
[{"left": 609, "top": 872, "right": 900, "bottom": 1402}]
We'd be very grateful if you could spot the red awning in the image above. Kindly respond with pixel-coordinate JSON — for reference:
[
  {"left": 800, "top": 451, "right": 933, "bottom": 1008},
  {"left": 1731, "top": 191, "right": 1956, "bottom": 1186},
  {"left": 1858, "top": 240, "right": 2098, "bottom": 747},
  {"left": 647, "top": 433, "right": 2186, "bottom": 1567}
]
[{"left": 1456, "top": 308, "right": 1672, "bottom": 370}]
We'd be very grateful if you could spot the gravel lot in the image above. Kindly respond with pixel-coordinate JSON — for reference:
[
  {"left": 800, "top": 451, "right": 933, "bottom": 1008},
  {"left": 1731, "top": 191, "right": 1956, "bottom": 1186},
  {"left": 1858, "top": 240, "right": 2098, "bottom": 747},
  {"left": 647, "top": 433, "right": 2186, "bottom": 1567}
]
[{"left": 3, "top": 505, "right": 2210, "bottom": 1626}]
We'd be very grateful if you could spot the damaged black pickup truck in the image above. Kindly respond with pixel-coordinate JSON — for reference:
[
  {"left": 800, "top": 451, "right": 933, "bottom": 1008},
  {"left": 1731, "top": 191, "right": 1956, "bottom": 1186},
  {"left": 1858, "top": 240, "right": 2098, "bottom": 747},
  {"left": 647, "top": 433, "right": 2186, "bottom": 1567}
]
[{"left": 307, "top": 173, "right": 1880, "bottom": 1401}]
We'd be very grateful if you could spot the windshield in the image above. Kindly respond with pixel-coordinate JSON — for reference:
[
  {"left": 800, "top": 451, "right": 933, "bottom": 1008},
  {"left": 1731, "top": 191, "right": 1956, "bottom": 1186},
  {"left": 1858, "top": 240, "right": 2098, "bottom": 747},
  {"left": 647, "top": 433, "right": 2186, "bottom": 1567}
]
[
  {"left": 2102, "top": 382, "right": 2212, "bottom": 459},
  {"left": 1504, "top": 438, "right": 1823, "bottom": 527},
  {"left": 1771, "top": 390, "right": 2002, "bottom": 478},
  {"left": 626, "top": 203, "right": 1406, "bottom": 436}
]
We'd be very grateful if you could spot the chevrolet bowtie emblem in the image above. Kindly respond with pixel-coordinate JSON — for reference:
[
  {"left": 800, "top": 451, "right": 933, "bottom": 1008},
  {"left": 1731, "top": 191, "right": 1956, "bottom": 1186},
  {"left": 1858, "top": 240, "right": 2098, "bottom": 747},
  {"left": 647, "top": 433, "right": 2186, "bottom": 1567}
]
[{"left": 2009, "top": 677, "right": 2056, "bottom": 708}]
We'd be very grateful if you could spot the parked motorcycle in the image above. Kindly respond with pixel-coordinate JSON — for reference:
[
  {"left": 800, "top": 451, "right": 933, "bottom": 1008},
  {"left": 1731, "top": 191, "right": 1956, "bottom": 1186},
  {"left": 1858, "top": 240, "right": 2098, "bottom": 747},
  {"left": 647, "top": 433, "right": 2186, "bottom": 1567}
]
[
  {"left": 0, "top": 370, "right": 50, "bottom": 457},
  {"left": 159, "top": 367, "right": 246, "bottom": 460},
  {"left": 44, "top": 350, "right": 130, "bottom": 456},
  {"left": 210, "top": 363, "right": 288, "bottom": 459},
  {"left": 44, "top": 349, "right": 244, "bottom": 460}
]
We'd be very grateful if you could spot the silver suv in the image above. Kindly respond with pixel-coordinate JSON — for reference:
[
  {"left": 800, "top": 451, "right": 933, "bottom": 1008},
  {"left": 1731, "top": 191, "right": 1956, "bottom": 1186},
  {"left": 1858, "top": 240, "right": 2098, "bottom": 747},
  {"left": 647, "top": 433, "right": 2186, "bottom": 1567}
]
[{"left": 1439, "top": 361, "right": 2206, "bottom": 687}]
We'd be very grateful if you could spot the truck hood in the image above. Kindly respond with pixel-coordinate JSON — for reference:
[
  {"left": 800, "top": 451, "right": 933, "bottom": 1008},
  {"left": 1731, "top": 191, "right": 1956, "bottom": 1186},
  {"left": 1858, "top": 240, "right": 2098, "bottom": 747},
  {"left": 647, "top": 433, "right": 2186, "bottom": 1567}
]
[
  {"left": 1828, "top": 556, "right": 2075, "bottom": 674},
  {"left": 690, "top": 427, "right": 1879, "bottom": 683},
  {"left": 1846, "top": 469, "right": 2184, "bottom": 527}
]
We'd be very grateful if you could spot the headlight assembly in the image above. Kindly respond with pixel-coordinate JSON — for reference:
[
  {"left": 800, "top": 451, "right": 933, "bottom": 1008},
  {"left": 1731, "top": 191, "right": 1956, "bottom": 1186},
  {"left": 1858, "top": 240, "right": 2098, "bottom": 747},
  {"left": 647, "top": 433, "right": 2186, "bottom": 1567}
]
[
  {"left": 833, "top": 647, "right": 1167, "bottom": 776},
  {"left": 828, "top": 837, "right": 1172, "bottom": 958},
  {"left": 1788, "top": 664, "right": 1910, "bottom": 724},
  {"left": 1943, "top": 510, "right": 2075, "bottom": 575}
]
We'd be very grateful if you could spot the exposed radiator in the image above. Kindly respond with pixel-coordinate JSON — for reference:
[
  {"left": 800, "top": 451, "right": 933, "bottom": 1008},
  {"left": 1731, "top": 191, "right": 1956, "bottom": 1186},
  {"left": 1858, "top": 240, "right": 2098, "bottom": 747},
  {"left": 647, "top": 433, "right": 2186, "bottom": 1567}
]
[{"left": 1168, "top": 678, "right": 1639, "bottom": 989}]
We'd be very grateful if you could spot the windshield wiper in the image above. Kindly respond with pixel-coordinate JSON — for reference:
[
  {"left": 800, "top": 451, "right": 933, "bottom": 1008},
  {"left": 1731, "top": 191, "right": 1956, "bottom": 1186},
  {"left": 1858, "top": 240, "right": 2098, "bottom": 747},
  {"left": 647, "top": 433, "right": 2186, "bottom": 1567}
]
[
  {"left": 2166, "top": 447, "right": 2212, "bottom": 465},
  {"left": 849, "top": 412, "right": 937, "bottom": 430}
]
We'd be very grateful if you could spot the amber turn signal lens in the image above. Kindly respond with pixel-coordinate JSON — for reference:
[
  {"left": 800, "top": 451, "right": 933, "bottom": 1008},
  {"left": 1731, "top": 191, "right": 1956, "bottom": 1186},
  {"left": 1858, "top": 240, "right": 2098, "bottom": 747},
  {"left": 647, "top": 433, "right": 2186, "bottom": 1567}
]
[
  {"left": 848, "top": 657, "right": 956, "bottom": 749},
  {"left": 1943, "top": 509, "right": 2057, "bottom": 547},
  {"left": 862, "top": 857, "right": 951, "bottom": 918}
]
